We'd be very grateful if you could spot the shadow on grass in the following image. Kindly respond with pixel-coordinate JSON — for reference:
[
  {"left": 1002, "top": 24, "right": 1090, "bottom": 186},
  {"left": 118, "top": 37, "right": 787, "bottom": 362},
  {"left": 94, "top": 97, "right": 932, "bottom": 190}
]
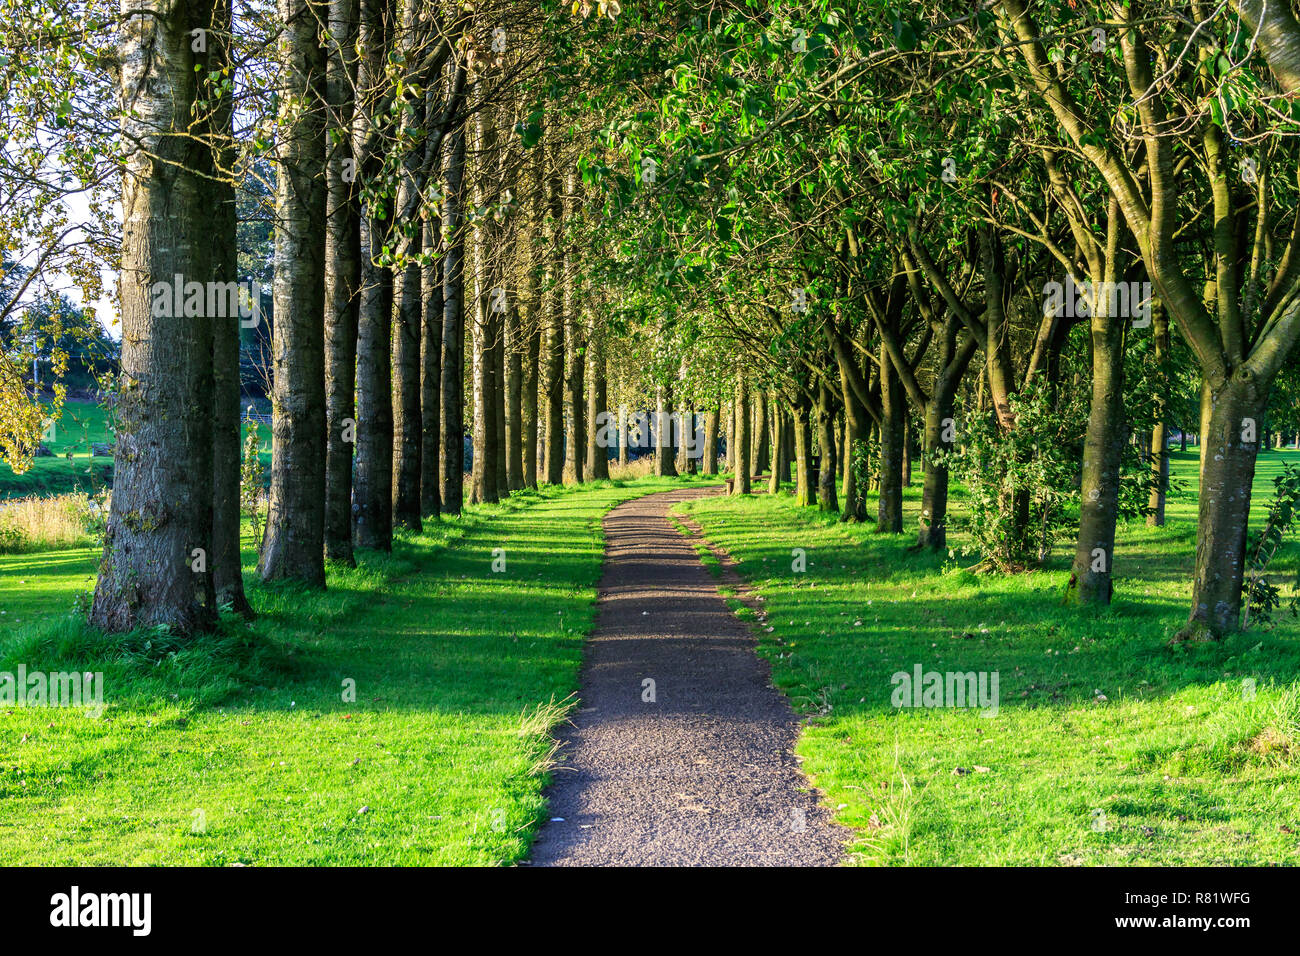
[{"left": 676, "top": 490, "right": 1300, "bottom": 722}]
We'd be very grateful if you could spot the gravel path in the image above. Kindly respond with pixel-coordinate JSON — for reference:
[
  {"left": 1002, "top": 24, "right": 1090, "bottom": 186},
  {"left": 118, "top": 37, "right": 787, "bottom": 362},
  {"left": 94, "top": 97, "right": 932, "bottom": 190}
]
[{"left": 528, "top": 486, "right": 846, "bottom": 866}]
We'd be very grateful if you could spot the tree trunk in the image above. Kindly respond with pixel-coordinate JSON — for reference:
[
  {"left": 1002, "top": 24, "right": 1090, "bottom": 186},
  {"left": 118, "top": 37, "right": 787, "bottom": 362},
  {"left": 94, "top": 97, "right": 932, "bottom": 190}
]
[
  {"left": 732, "top": 376, "right": 750, "bottom": 493},
  {"left": 260, "top": 0, "right": 328, "bottom": 584},
  {"left": 470, "top": 199, "right": 498, "bottom": 504},
  {"left": 351, "top": 235, "right": 393, "bottom": 548},
  {"left": 703, "top": 406, "right": 719, "bottom": 474},
  {"left": 783, "top": 413, "right": 795, "bottom": 482},
  {"left": 505, "top": 297, "right": 524, "bottom": 490},
  {"left": 675, "top": 406, "right": 690, "bottom": 474},
  {"left": 564, "top": 255, "right": 584, "bottom": 481},
  {"left": 1067, "top": 312, "right": 1126, "bottom": 605},
  {"left": 420, "top": 215, "right": 442, "bottom": 518},
  {"left": 815, "top": 383, "right": 838, "bottom": 512},
  {"left": 1178, "top": 378, "right": 1268, "bottom": 639},
  {"left": 94, "top": 0, "right": 217, "bottom": 634},
  {"left": 836, "top": 416, "right": 846, "bottom": 482},
  {"left": 523, "top": 322, "right": 540, "bottom": 488},
  {"left": 351, "top": 0, "right": 394, "bottom": 550},
  {"left": 392, "top": 225, "right": 423, "bottom": 530},
  {"left": 902, "top": 412, "right": 912, "bottom": 488},
  {"left": 208, "top": 0, "right": 251, "bottom": 615},
  {"left": 1147, "top": 304, "right": 1170, "bottom": 526},
  {"left": 838, "top": 368, "right": 868, "bottom": 522},
  {"left": 793, "top": 393, "right": 815, "bottom": 506},
  {"left": 876, "top": 350, "right": 905, "bottom": 532},
  {"left": 1199, "top": 377, "right": 1213, "bottom": 485},
  {"left": 518, "top": 143, "right": 542, "bottom": 490},
  {"left": 768, "top": 405, "right": 784, "bottom": 494},
  {"left": 493, "top": 304, "right": 508, "bottom": 499},
  {"left": 324, "top": 0, "right": 360, "bottom": 564},
  {"left": 752, "top": 389, "right": 768, "bottom": 477},
  {"left": 916, "top": 324, "right": 975, "bottom": 550},
  {"left": 655, "top": 384, "right": 678, "bottom": 477},
  {"left": 917, "top": 405, "right": 951, "bottom": 551},
  {"left": 586, "top": 333, "right": 609, "bottom": 479},
  {"left": 389, "top": 0, "right": 424, "bottom": 530},
  {"left": 542, "top": 155, "right": 565, "bottom": 484},
  {"left": 439, "top": 82, "right": 467, "bottom": 514}
]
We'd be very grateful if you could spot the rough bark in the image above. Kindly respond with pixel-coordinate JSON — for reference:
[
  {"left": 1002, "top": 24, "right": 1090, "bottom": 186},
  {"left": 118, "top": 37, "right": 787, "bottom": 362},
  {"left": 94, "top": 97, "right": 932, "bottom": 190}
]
[
  {"left": 324, "top": 0, "right": 360, "bottom": 564},
  {"left": 94, "top": 0, "right": 217, "bottom": 633},
  {"left": 505, "top": 296, "right": 524, "bottom": 490},
  {"left": 420, "top": 215, "right": 443, "bottom": 518},
  {"left": 439, "top": 78, "right": 467, "bottom": 514},
  {"left": 519, "top": 142, "right": 542, "bottom": 489},
  {"left": 207, "top": 0, "right": 251, "bottom": 615},
  {"left": 1067, "top": 310, "right": 1126, "bottom": 605},
  {"left": 492, "top": 301, "right": 507, "bottom": 498},
  {"left": 470, "top": 178, "right": 498, "bottom": 504},
  {"left": 542, "top": 153, "right": 565, "bottom": 484},
  {"left": 260, "top": 0, "right": 328, "bottom": 584},
  {"left": 1180, "top": 378, "right": 1268, "bottom": 639},
  {"left": 563, "top": 175, "right": 585, "bottom": 483},
  {"left": 351, "top": 0, "right": 394, "bottom": 550},
  {"left": 392, "top": 226, "right": 423, "bottom": 529},
  {"left": 523, "top": 322, "right": 540, "bottom": 488}
]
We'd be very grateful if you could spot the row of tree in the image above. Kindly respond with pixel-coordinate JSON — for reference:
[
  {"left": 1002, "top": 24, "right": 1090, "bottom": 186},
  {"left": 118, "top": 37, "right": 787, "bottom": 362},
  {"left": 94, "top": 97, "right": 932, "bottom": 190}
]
[{"left": 4, "top": 1, "right": 1300, "bottom": 641}]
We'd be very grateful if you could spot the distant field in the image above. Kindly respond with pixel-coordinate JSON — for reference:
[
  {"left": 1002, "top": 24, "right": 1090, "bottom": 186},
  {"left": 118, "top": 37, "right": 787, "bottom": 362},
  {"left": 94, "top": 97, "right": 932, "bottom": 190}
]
[{"left": 0, "top": 399, "right": 271, "bottom": 499}]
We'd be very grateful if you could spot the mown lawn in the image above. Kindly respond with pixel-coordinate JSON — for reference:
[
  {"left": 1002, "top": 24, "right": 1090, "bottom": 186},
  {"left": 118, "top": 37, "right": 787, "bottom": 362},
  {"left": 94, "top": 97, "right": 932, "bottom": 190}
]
[
  {"left": 675, "top": 449, "right": 1300, "bottom": 865},
  {"left": 0, "top": 475, "right": 714, "bottom": 865}
]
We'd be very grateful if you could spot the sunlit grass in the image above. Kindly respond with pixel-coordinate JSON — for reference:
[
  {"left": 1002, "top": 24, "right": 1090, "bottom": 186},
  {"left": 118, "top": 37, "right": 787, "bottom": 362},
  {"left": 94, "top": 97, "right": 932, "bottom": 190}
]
[
  {"left": 0, "top": 475, "right": 718, "bottom": 865},
  {"left": 674, "top": 449, "right": 1300, "bottom": 865}
]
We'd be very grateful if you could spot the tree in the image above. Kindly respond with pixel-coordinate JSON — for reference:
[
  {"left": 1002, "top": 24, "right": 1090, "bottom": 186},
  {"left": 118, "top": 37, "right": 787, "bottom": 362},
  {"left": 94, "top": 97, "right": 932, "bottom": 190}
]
[
  {"left": 259, "top": 0, "right": 328, "bottom": 587},
  {"left": 92, "top": 0, "right": 217, "bottom": 633}
]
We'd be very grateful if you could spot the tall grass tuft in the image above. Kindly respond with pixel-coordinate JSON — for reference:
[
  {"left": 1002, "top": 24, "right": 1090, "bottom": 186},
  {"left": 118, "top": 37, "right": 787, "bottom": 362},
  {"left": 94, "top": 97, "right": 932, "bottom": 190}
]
[{"left": 0, "top": 490, "right": 109, "bottom": 554}]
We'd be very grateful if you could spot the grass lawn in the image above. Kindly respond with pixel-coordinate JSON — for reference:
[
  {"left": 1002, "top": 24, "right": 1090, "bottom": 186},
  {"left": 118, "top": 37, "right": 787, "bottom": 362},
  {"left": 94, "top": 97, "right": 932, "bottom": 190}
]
[
  {"left": 4, "top": 442, "right": 1297, "bottom": 866},
  {"left": 674, "top": 449, "right": 1300, "bottom": 865},
  {"left": 0, "top": 475, "right": 715, "bottom": 865}
]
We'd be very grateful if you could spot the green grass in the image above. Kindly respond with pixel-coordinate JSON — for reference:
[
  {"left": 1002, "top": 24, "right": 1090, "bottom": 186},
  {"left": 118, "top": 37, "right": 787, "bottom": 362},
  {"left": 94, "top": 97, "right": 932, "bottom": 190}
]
[
  {"left": 5, "top": 442, "right": 1298, "bottom": 866},
  {"left": 675, "top": 449, "right": 1300, "bottom": 866},
  {"left": 0, "top": 475, "right": 717, "bottom": 865}
]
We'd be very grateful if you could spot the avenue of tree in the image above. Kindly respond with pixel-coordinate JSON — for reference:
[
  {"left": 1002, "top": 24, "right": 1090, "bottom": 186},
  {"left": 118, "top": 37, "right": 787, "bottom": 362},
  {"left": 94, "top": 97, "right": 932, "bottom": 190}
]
[{"left": 4, "top": 0, "right": 1300, "bottom": 641}]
